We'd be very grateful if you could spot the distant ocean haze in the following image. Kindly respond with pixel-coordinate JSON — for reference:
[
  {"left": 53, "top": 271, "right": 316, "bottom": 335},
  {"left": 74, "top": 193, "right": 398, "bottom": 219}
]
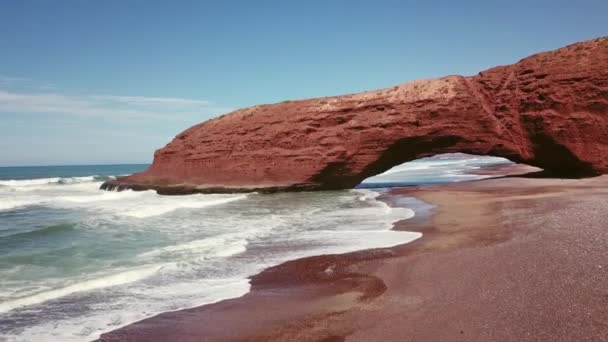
[{"left": 0, "top": 155, "right": 509, "bottom": 341}]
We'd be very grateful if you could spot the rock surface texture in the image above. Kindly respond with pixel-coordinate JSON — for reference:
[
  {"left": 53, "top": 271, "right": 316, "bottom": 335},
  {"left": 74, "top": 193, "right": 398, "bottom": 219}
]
[{"left": 103, "top": 37, "right": 608, "bottom": 194}]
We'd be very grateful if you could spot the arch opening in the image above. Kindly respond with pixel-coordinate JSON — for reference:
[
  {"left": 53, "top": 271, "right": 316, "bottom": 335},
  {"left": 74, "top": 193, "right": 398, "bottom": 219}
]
[{"left": 357, "top": 153, "right": 541, "bottom": 189}]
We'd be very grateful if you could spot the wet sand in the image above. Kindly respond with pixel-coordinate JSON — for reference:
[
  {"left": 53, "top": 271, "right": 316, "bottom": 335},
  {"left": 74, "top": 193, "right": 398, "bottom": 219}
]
[{"left": 99, "top": 175, "right": 608, "bottom": 342}]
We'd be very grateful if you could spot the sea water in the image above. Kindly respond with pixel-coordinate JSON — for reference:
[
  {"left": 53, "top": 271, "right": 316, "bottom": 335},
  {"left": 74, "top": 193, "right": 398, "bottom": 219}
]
[{"left": 0, "top": 156, "right": 510, "bottom": 341}]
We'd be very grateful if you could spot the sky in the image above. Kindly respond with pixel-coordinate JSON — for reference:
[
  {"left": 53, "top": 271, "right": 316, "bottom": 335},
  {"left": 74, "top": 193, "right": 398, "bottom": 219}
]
[{"left": 0, "top": 0, "right": 606, "bottom": 166}]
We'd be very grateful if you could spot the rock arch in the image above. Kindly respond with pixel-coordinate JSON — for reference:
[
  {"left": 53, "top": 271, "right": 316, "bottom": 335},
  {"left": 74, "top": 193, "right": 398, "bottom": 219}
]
[{"left": 103, "top": 37, "right": 608, "bottom": 194}]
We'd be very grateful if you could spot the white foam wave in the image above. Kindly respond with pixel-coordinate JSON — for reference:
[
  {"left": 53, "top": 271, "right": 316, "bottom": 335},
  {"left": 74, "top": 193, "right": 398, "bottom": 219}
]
[
  {"left": 0, "top": 198, "right": 44, "bottom": 211},
  {"left": 10, "top": 278, "right": 251, "bottom": 342},
  {"left": 121, "top": 194, "right": 249, "bottom": 218},
  {"left": 355, "top": 189, "right": 381, "bottom": 202},
  {"left": 0, "top": 177, "right": 250, "bottom": 217},
  {"left": 57, "top": 189, "right": 140, "bottom": 203},
  {"left": 0, "top": 176, "right": 420, "bottom": 342},
  {"left": 0, "top": 178, "right": 62, "bottom": 187},
  {"left": 1, "top": 176, "right": 99, "bottom": 187},
  {"left": 375, "top": 159, "right": 475, "bottom": 177},
  {"left": 376, "top": 162, "right": 431, "bottom": 176},
  {"left": 363, "top": 155, "right": 513, "bottom": 184},
  {"left": 0, "top": 176, "right": 112, "bottom": 195},
  {"left": 0, "top": 265, "right": 161, "bottom": 314},
  {"left": 138, "top": 236, "right": 248, "bottom": 259}
]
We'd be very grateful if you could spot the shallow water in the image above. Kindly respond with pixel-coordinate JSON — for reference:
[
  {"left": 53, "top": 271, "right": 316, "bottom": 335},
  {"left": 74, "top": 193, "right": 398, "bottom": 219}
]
[
  {"left": 360, "top": 153, "right": 510, "bottom": 187},
  {"left": 0, "top": 156, "right": 509, "bottom": 341}
]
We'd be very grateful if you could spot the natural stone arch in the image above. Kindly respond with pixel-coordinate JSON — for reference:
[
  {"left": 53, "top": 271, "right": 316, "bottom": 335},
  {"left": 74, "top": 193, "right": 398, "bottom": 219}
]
[
  {"left": 310, "top": 132, "right": 596, "bottom": 191},
  {"left": 102, "top": 37, "right": 608, "bottom": 194}
]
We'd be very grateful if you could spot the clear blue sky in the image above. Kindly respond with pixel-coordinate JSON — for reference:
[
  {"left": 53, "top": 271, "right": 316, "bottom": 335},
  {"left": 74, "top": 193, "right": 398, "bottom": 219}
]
[{"left": 0, "top": 0, "right": 606, "bottom": 166}]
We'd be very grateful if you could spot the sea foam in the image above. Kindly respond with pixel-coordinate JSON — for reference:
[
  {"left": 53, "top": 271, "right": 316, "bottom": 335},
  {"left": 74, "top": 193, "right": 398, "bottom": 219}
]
[
  {"left": 121, "top": 194, "right": 249, "bottom": 218},
  {"left": 0, "top": 176, "right": 110, "bottom": 188},
  {"left": 0, "top": 177, "right": 419, "bottom": 342},
  {"left": 0, "top": 178, "right": 249, "bottom": 218},
  {"left": 0, "top": 265, "right": 162, "bottom": 314}
]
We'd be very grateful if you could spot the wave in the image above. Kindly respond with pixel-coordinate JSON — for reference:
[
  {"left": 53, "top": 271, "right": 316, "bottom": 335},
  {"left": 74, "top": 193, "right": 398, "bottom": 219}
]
[
  {"left": 0, "top": 198, "right": 44, "bottom": 211},
  {"left": 121, "top": 194, "right": 249, "bottom": 218},
  {"left": 355, "top": 188, "right": 381, "bottom": 201},
  {"left": 0, "top": 175, "right": 114, "bottom": 188},
  {"left": 0, "top": 178, "right": 62, "bottom": 187},
  {"left": 370, "top": 158, "right": 475, "bottom": 178},
  {"left": 1, "top": 235, "right": 250, "bottom": 312},
  {"left": 376, "top": 162, "right": 432, "bottom": 176},
  {"left": 0, "top": 176, "right": 250, "bottom": 217},
  {"left": 7, "top": 278, "right": 252, "bottom": 342},
  {"left": 59, "top": 175, "right": 114, "bottom": 184},
  {"left": 0, "top": 265, "right": 162, "bottom": 314},
  {"left": 138, "top": 236, "right": 248, "bottom": 259},
  {"left": 0, "top": 177, "right": 420, "bottom": 341},
  {"left": 2, "top": 223, "right": 77, "bottom": 241},
  {"left": 363, "top": 155, "right": 513, "bottom": 185}
]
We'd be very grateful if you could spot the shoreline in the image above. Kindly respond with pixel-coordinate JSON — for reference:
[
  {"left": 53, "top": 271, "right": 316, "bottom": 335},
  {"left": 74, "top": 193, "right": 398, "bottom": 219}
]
[
  {"left": 96, "top": 187, "right": 427, "bottom": 342},
  {"left": 99, "top": 174, "right": 608, "bottom": 341}
]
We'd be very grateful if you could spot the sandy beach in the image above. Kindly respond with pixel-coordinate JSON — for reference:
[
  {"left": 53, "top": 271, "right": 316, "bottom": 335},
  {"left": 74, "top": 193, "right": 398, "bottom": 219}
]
[
  {"left": 2, "top": 3, "right": 606, "bottom": 340},
  {"left": 99, "top": 174, "right": 608, "bottom": 342}
]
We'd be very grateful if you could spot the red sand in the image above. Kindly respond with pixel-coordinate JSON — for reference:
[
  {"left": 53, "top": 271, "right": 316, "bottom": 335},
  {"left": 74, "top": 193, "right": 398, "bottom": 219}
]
[{"left": 99, "top": 175, "right": 608, "bottom": 341}]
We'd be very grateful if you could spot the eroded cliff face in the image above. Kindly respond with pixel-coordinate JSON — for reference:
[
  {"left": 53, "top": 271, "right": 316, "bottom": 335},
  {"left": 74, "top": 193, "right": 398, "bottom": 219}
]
[{"left": 103, "top": 37, "right": 608, "bottom": 194}]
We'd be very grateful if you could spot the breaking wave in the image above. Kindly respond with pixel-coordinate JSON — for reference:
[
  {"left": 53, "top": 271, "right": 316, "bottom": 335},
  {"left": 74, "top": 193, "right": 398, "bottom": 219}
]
[
  {"left": 0, "top": 175, "right": 114, "bottom": 188},
  {"left": 0, "top": 265, "right": 162, "bottom": 314},
  {"left": 0, "top": 169, "right": 420, "bottom": 342}
]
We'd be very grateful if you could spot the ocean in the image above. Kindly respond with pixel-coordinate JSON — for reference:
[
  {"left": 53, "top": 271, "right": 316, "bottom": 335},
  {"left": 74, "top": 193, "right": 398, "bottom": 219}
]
[{"left": 0, "top": 155, "right": 510, "bottom": 341}]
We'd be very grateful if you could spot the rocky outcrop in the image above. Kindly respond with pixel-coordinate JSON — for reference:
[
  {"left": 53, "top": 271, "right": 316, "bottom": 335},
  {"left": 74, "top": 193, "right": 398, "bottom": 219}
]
[{"left": 102, "top": 37, "right": 608, "bottom": 194}]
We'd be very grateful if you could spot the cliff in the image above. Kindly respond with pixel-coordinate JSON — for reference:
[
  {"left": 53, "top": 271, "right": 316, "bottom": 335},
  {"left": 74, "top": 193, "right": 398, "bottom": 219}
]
[{"left": 102, "top": 37, "right": 608, "bottom": 194}]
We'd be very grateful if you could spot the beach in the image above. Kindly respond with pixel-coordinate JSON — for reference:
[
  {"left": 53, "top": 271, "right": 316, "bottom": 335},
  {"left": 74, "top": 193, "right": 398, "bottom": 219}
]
[
  {"left": 0, "top": 165, "right": 419, "bottom": 340},
  {"left": 99, "top": 174, "right": 608, "bottom": 341},
  {"left": 2, "top": 4, "right": 606, "bottom": 341}
]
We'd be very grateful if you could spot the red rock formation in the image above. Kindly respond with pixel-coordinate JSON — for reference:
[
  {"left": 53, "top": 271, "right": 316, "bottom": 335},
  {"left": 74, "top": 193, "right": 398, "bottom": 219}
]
[{"left": 102, "top": 37, "right": 608, "bottom": 194}]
